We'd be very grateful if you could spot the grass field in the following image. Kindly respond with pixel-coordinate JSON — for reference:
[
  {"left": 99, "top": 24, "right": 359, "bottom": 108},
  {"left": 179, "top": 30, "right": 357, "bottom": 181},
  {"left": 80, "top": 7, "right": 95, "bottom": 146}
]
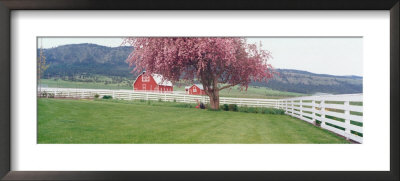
[
  {"left": 40, "top": 78, "right": 306, "bottom": 99},
  {"left": 40, "top": 78, "right": 133, "bottom": 90},
  {"left": 173, "top": 84, "right": 305, "bottom": 99},
  {"left": 37, "top": 98, "right": 349, "bottom": 144}
]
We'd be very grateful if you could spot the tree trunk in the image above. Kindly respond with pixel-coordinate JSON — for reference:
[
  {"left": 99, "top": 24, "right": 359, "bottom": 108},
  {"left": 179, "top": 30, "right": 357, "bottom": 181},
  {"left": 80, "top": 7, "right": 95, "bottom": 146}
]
[{"left": 208, "top": 89, "right": 220, "bottom": 110}]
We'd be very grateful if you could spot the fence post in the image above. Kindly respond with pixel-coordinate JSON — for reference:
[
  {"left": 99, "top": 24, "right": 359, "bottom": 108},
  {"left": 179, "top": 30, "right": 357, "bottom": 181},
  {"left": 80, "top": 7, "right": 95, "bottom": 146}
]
[
  {"left": 312, "top": 99, "right": 316, "bottom": 125},
  {"left": 285, "top": 100, "right": 288, "bottom": 113},
  {"left": 164, "top": 93, "right": 166, "bottom": 101},
  {"left": 344, "top": 101, "right": 351, "bottom": 140},
  {"left": 320, "top": 99, "right": 326, "bottom": 127},
  {"left": 183, "top": 95, "right": 186, "bottom": 103},
  {"left": 282, "top": 100, "right": 285, "bottom": 112},
  {"left": 112, "top": 91, "right": 115, "bottom": 99},
  {"left": 299, "top": 99, "right": 303, "bottom": 119}
]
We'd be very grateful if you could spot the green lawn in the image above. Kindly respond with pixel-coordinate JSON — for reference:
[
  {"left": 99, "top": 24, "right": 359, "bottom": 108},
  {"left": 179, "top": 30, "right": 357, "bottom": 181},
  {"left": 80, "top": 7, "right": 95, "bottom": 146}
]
[
  {"left": 174, "top": 85, "right": 306, "bottom": 99},
  {"left": 40, "top": 78, "right": 133, "bottom": 90},
  {"left": 37, "top": 98, "right": 349, "bottom": 144}
]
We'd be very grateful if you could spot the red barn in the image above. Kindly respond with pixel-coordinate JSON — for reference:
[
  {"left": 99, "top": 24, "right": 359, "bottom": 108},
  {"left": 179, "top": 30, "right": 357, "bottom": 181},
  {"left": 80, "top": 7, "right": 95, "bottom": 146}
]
[
  {"left": 188, "top": 84, "right": 206, "bottom": 95},
  {"left": 133, "top": 72, "right": 173, "bottom": 93}
]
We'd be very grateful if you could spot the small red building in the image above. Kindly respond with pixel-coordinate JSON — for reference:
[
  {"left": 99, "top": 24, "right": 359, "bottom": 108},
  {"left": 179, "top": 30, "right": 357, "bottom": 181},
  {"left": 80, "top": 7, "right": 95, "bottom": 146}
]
[
  {"left": 133, "top": 72, "right": 173, "bottom": 93},
  {"left": 188, "top": 84, "right": 206, "bottom": 95}
]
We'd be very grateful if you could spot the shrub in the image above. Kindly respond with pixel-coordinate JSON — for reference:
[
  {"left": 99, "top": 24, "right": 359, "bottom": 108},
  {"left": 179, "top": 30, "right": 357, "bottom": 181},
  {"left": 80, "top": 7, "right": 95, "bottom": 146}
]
[
  {"left": 238, "top": 106, "right": 249, "bottom": 113},
  {"left": 40, "top": 91, "right": 54, "bottom": 98},
  {"left": 94, "top": 94, "right": 100, "bottom": 99},
  {"left": 247, "top": 107, "right": 257, "bottom": 113},
  {"left": 228, "top": 104, "right": 238, "bottom": 112},
  {"left": 276, "top": 109, "right": 285, "bottom": 115},
  {"left": 41, "top": 91, "right": 47, "bottom": 97},
  {"left": 261, "top": 108, "right": 274, "bottom": 114},
  {"left": 236, "top": 106, "right": 285, "bottom": 115},
  {"left": 222, "top": 104, "right": 229, "bottom": 111},
  {"left": 260, "top": 108, "right": 286, "bottom": 115},
  {"left": 158, "top": 98, "right": 162, "bottom": 102},
  {"left": 173, "top": 99, "right": 177, "bottom": 103},
  {"left": 207, "top": 108, "right": 221, "bottom": 112},
  {"left": 173, "top": 103, "right": 196, "bottom": 108},
  {"left": 48, "top": 93, "right": 55, "bottom": 98},
  {"left": 102, "top": 95, "right": 112, "bottom": 99}
]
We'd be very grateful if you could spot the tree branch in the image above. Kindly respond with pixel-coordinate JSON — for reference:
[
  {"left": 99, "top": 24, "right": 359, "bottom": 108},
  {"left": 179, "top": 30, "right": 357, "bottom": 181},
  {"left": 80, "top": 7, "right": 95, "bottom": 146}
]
[{"left": 218, "top": 83, "right": 240, "bottom": 91}]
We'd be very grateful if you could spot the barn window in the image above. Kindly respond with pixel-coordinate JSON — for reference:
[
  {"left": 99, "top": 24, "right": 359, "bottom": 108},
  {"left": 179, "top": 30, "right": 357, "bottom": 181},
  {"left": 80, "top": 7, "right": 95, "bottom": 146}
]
[
  {"left": 142, "top": 75, "right": 150, "bottom": 82},
  {"left": 142, "top": 84, "right": 146, "bottom": 90},
  {"left": 193, "top": 87, "right": 197, "bottom": 92}
]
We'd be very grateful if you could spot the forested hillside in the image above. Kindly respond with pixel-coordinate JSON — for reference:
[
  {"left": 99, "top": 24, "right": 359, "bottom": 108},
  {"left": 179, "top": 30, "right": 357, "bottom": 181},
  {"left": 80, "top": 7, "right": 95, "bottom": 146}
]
[{"left": 41, "top": 43, "right": 134, "bottom": 77}]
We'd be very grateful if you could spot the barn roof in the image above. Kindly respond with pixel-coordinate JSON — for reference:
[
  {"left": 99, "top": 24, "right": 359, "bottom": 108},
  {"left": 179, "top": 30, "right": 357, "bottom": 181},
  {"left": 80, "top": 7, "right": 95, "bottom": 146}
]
[
  {"left": 152, "top": 74, "right": 173, "bottom": 86},
  {"left": 193, "top": 84, "right": 204, "bottom": 90}
]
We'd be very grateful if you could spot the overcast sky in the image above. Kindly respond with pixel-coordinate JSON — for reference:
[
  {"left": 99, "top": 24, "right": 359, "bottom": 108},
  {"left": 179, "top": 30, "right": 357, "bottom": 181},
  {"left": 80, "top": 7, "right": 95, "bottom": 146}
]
[{"left": 39, "top": 37, "right": 363, "bottom": 76}]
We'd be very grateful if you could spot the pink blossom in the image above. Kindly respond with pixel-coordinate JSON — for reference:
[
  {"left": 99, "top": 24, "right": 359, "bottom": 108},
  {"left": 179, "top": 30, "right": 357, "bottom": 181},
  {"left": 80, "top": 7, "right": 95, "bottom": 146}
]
[{"left": 123, "top": 37, "right": 274, "bottom": 109}]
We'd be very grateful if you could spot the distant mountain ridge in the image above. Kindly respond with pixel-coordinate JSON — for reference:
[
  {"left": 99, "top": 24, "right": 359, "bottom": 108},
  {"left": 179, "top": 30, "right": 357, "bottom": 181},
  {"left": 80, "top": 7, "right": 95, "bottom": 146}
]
[
  {"left": 41, "top": 43, "right": 134, "bottom": 77},
  {"left": 40, "top": 43, "right": 362, "bottom": 94},
  {"left": 252, "top": 69, "right": 362, "bottom": 94},
  {"left": 273, "top": 69, "right": 362, "bottom": 79}
]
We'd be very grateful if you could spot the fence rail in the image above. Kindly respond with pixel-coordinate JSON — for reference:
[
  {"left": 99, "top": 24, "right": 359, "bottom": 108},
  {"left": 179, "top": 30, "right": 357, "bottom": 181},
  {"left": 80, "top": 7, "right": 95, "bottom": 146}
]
[
  {"left": 38, "top": 87, "right": 278, "bottom": 108},
  {"left": 39, "top": 87, "right": 363, "bottom": 143},
  {"left": 277, "top": 94, "right": 363, "bottom": 143}
]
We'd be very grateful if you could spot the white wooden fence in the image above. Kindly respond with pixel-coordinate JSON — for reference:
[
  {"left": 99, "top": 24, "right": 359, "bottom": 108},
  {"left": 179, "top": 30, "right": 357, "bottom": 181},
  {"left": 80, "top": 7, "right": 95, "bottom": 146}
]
[
  {"left": 278, "top": 94, "right": 363, "bottom": 143},
  {"left": 39, "top": 88, "right": 278, "bottom": 108},
  {"left": 39, "top": 87, "right": 363, "bottom": 143}
]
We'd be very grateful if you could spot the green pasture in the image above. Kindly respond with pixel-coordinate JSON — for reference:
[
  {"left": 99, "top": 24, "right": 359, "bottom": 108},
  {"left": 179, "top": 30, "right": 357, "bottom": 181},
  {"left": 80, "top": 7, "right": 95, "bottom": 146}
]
[
  {"left": 40, "top": 78, "right": 133, "bottom": 90},
  {"left": 40, "top": 78, "right": 306, "bottom": 99},
  {"left": 37, "top": 98, "right": 349, "bottom": 144}
]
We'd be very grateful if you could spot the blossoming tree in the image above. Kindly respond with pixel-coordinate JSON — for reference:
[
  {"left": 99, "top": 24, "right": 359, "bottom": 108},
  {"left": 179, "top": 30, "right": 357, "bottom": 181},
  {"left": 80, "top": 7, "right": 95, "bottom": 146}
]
[{"left": 124, "top": 37, "right": 274, "bottom": 110}]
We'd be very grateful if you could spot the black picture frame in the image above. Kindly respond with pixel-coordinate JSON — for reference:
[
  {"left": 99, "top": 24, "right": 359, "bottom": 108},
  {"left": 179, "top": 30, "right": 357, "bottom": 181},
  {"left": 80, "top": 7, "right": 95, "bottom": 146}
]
[{"left": 0, "top": 0, "right": 398, "bottom": 180}]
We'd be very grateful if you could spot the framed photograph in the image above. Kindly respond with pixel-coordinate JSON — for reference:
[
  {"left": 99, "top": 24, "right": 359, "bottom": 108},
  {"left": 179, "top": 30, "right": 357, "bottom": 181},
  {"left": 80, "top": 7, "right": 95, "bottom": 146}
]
[{"left": 0, "top": 0, "right": 399, "bottom": 180}]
